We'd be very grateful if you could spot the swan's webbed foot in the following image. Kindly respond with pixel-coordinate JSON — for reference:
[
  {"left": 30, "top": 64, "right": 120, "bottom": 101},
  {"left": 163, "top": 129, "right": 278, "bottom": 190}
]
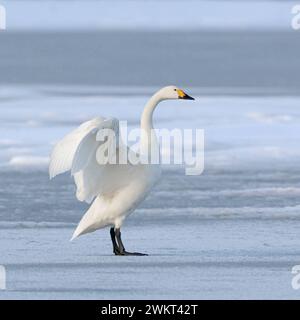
[
  {"left": 110, "top": 227, "right": 148, "bottom": 256},
  {"left": 120, "top": 251, "right": 148, "bottom": 256}
]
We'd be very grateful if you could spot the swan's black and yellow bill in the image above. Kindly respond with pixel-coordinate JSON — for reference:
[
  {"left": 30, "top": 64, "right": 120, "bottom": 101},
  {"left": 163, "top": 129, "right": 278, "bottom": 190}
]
[{"left": 177, "top": 89, "right": 195, "bottom": 100}]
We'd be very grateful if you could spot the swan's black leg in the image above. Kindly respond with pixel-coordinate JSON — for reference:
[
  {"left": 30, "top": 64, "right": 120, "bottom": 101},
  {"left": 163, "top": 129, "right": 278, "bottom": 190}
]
[
  {"left": 114, "top": 228, "right": 148, "bottom": 256},
  {"left": 110, "top": 227, "right": 121, "bottom": 255}
]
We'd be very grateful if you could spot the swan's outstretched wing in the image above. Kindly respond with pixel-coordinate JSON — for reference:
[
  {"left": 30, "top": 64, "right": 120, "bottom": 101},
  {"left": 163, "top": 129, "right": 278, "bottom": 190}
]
[
  {"left": 49, "top": 117, "right": 130, "bottom": 203},
  {"left": 49, "top": 117, "right": 105, "bottom": 179}
]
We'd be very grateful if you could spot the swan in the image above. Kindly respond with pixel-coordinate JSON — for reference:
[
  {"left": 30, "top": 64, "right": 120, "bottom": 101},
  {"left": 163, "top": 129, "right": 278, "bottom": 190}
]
[{"left": 49, "top": 86, "right": 194, "bottom": 255}]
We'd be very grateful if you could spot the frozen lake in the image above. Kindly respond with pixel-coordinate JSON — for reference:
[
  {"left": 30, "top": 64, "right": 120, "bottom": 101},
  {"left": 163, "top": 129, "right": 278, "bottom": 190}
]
[
  {"left": 1, "top": 219, "right": 300, "bottom": 299},
  {"left": 0, "top": 86, "right": 299, "bottom": 299},
  {"left": 0, "top": 26, "right": 299, "bottom": 299}
]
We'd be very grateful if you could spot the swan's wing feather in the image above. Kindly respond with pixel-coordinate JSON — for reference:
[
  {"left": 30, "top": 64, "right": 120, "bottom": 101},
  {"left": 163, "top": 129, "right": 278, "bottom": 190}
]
[
  {"left": 49, "top": 117, "right": 104, "bottom": 179},
  {"left": 50, "top": 116, "right": 132, "bottom": 203},
  {"left": 71, "top": 128, "right": 99, "bottom": 175},
  {"left": 71, "top": 118, "right": 119, "bottom": 174},
  {"left": 73, "top": 118, "right": 121, "bottom": 203},
  {"left": 71, "top": 118, "right": 125, "bottom": 203}
]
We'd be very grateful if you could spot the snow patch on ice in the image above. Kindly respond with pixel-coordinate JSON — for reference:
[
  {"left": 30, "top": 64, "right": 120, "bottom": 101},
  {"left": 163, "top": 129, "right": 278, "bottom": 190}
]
[
  {"left": 156, "top": 187, "right": 300, "bottom": 199},
  {"left": 137, "top": 205, "right": 300, "bottom": 220},
  {"left": 8, "top": 156, "right": 49, "bottom": 169},
  {"left": 247, "top": 112, "right": 294, "bottom": 124},
  {"left": 0, "top": 221, "right": 75, "bottom": 229}
]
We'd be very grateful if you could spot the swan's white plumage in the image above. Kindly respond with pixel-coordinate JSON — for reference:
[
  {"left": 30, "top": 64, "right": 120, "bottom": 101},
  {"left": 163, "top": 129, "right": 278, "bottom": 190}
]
[
  {"left": 50, "top": 117, "right": 126, "bottom": 204},
  {"left": 49, "top": 117, "right": 105, "bottom": 179},
  {"left": 49, "top": 86, "right": 192, "bottom": 241},
  {"left": 50, "top": 115, "right": 160, "bottom": 240}
]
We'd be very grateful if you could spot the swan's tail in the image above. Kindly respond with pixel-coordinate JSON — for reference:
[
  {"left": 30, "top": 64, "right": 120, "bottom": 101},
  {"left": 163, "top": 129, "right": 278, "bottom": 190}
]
[
  {"left": 70, "top": 227, "right": 82, "bottom": 241},
  {"left": 70, "top": 220, "right": 89, "bottom": 241},
  {"left": 70, "top": 197, "right": 108, "bottom": 241}
]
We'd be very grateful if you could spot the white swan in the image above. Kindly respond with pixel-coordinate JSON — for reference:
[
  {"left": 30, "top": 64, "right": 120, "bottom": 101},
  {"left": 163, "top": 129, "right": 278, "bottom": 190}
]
[{"left": 49, "top": 86, "right": 194, "bottom": 255}]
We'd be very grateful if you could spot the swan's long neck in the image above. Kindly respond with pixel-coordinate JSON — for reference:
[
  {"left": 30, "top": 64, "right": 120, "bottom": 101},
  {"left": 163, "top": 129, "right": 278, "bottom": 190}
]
[{"left": 140, "top": 93, "right": 161, "bottom": 160}]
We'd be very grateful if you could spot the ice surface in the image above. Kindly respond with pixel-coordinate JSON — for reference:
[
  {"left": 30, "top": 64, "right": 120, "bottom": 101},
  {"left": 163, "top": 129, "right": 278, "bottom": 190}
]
[
  {"left": 0, "top": 86, "right": 300, "bottom": 299},
  {"left": 1, "top": 221, "right": 300, "bottom": 299}
]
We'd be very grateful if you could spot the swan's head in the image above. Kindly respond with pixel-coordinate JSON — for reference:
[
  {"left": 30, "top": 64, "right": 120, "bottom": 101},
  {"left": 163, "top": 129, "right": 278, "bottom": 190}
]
[{"left": 158, "top": 85, "right": 195, "bottom": 101}]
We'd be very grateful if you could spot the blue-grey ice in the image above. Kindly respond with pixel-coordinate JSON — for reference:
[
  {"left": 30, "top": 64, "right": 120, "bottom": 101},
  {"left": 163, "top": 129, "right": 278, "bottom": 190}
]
[{"left": 0, "top": 86, "right": 300, "bottom": 299}]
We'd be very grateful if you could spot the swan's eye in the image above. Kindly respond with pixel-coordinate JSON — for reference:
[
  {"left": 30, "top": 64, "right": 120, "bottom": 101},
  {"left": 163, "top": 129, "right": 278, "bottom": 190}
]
[{"left": 174, "top": 89, "right": 177, "bottom": 91}]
